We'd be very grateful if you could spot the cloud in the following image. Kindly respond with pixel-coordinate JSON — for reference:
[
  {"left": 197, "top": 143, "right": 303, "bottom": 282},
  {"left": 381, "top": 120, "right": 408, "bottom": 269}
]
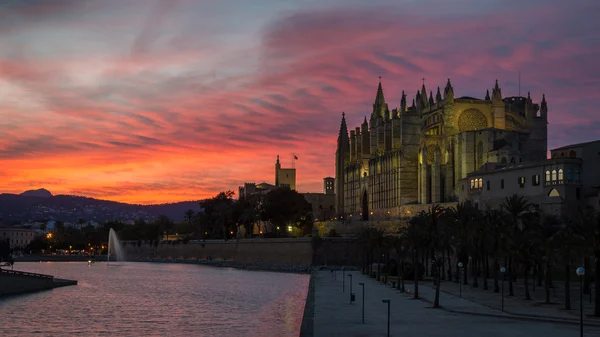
[{"left": 0, "top": 0, "right": 599, "bottom": 203}]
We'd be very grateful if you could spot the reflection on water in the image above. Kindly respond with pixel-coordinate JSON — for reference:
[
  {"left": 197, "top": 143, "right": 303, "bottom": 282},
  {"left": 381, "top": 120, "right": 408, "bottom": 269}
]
[{"left": 0, "top": 262, "right": 309, "bottom": 337}]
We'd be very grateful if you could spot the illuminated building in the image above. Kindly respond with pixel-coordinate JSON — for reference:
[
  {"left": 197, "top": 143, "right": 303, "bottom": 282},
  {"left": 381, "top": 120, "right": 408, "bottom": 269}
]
[{"left": 335, "top": 78, "right": 548, "bottom": 220}]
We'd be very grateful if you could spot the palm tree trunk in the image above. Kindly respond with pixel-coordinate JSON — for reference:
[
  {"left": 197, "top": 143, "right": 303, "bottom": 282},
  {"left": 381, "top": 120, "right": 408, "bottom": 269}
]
[
  {"left": 564, "top": 262, "right": 571, "bottom": 310},
  {"left": 441, "top": 250, "right": 446, "bottom": 281},
  {"left": 509, "top": 256, "right": 515, "bottom": 296},
  {"left": 524, "top": 265, "right": 531, "bottom": 300},
  {"left": 544, "top": 261, "right": 551, "bottom": 304},
  {"left": 425, "top": 250, "right": 429, "bottom": 276},
  {"left": 447, "top": 249, "right": 453, "bottom": 282},
  {"left": 584, "top": 257, "right": 591, "bottom": 294},
  {"left": 483, "top": 256, "right": 489, "bottom": 290},
  {"left": 594, "top": 249, "right": 600, "bottom": 317},
  {"left": 472, "top": 257, "right": 479, "bottom": 288},
  {"left": 434, "top": 264, "right": 441, "bottom": 308},
  {"left": 414, "top": 248, "right": 419, "bottom": 299},
  {"left": 401, "top": 262, "right": 405, "bottom": 292},
  {"left": 494, "top": 259, "right": 500, "bottom": 293}
]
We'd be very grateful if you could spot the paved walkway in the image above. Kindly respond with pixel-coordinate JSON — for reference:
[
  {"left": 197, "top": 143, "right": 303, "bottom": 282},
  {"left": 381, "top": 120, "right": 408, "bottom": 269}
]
[
  {"left": 313, "top": 270, "right": 600, "bottom": 337},
  {"left": 406, "top": 277, "right": 600, "bottom": 325}
]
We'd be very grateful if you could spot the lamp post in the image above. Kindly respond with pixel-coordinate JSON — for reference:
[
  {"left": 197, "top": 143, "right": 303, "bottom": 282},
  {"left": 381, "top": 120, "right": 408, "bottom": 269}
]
[
  {"left": 348, "top": 273, "right": 354, "bottom": 303},
  {"left": 500, "top": 267, "right": 506, "bottom": 312},
  {"left": 359, "top": 282, "right": 365, "bottom": 323},
  {"left": 458, "top": 262, "right": 464, "bottom": 298},
  {"left": 382, "top": 299, "right": 390, "bottom": 337},
  {"left": 577, "top": 267, "right": 585, "bottom": 337}
]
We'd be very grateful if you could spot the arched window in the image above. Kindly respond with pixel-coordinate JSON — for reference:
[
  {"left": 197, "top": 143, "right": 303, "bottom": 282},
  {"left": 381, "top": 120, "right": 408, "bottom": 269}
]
[
  {"left": 545, "top": 170, "right": 551, "bottom": 182},
  {"left": 478, "top": 178, "right": 483, "bottom": 188},
  {"left": 548, "top": 188, "right": 560, "bottom": 197},
  {"left": 551, "top": 170, "right": 557, "bottom": 181},
  {"left": 567, "top": 169, "right": 573, "bottom": 181},
  {"left": 569, "top": 150, "right": 576, "bottom": 158},
  {"left": 470, "top": 179, "right": 475, "bottom": 189},
  {"left": 501, "top": 157, "right": 507, "bottom": 164},
  {"left": 574, "top": 169, "right": 580, "bottom": 181},
  {"left": 510, "top": 157, "right": 516, "bottom": 164},
  {"left": 558, "top": 169, "right": 564, "bottom": 181},
  {"left": 552, "top": 153, "right": 558, "bottom": 158}
]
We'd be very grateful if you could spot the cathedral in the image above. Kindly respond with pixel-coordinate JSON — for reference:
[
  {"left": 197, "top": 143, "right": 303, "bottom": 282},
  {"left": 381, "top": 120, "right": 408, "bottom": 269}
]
[{"left": 335, "top": 78, "right": 548, "bottom": 220}]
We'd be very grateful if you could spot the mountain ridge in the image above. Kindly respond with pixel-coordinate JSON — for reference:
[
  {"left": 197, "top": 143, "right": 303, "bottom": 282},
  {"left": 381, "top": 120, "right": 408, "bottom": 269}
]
[{"left": 0, "top": 191, "right": 204, "bottom": 224}]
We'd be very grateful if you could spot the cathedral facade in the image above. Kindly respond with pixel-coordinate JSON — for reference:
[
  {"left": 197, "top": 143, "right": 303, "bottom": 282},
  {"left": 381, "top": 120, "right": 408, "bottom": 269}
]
[{"left": 335, "top": 79, "right": 548, "bottom": 220}]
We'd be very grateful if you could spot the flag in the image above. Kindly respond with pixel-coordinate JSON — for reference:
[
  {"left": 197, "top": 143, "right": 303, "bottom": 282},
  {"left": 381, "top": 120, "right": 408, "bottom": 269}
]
[{"left": 294, "top": 155, "right": 298, "bottom": 160}]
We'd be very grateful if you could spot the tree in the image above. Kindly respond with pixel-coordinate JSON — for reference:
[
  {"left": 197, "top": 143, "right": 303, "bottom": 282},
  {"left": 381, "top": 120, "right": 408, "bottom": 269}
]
[
  {"left": 200, "top": 191, "right": 235, "bottom": 239},
  {"left": 501, "top": 194, "right": 533, "bottom": 296},
  {"left": 184, "top": 210, "right": 195, "bottom": 226},
  {"left": 262, "top": 188, "right": 312, "bottom": 235}
]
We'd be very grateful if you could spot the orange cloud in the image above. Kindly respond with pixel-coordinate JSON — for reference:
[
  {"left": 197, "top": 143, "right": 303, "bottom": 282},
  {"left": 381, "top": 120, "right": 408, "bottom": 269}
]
[{"left": 1, "top": 0, "right": 599, "bottom": 203}]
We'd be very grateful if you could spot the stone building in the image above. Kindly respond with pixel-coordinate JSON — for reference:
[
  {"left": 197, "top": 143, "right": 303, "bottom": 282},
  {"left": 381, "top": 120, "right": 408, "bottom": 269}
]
[
  {"left": 460, "top": 140, "right": 600, "bottom": 217},
  {"left": 1, "top": 227, "right": 37, "bottom": 249},
  {"left": 335, "top": 78, "right": 548, "bottom": 220}
]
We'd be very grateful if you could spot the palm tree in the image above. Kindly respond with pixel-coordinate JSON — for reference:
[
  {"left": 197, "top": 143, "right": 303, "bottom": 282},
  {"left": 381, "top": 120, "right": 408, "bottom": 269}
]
[
  {"left": 405, "top": 212, "right": 427, "bottom": 299},
  {"left": 423, "top": 205, "right": 447, "bottom": 308},
  {"left": 553, "top": 216, "right": 581, "bottom": 310},
  {"left": 444, "top": 202, "right": 479, "bottom": 285},
  {"left": 483, "top": 209, "right": 507, "bottom": 293},
  {"left": 501, "top": 194, "right": 533, "bottom": 296},
  {"left": 184, "top": 209, "right": 195, "bottom": 226}
]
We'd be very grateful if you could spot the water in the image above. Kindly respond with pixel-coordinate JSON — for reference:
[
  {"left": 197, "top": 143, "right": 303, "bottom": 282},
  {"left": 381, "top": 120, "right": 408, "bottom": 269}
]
[
  {"left": 107, "top": 228, "right": 125, "bottom": 262},
  {"left": 0, "top": 262, "right": 310, "bottom": 337}
]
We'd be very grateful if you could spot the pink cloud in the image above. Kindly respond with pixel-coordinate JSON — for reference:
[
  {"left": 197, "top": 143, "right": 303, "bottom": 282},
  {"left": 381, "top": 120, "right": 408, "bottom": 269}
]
[{"left": 0, "top": 0, "right": 598, "bottom": 203}]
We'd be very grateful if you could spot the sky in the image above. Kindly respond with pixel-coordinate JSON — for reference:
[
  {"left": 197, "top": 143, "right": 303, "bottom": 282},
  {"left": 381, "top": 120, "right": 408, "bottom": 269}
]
[{"left": 0, "top": 0, "right": 599, "bottom": 204}]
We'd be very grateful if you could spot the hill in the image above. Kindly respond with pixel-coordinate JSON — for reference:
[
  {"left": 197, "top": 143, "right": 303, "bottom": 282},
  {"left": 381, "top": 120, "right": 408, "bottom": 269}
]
[
  {"left": 20, "top": 188, "right": 53, "bottom": 198},
  {"left": 0, "top": 192, "right": 203, "bottom": 224}
]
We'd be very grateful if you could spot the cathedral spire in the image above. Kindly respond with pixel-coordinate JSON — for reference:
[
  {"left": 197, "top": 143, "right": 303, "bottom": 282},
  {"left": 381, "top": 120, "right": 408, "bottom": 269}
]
[
  {"left": 540, "top": 94, "right": 548, "bottom": 114},
  {"left": 444, "top": 78, "right": 454, "bottom": 101},
  {"left": 400, "top": 90, "right": 407, "bottom": 112},
  {"left": 276, "top": 155, "right": 280, "bottom": 164},
  {"left": 436, "top": 87, "right": 442, "bottom": 102},
  {"left": 492, "top": 79, "right": 502, "bottom": 103},
  {"left": 485, "top": 89, "right": 490, "bottom": 101},
  {"left": 372, "top": 76, "right": 389, "bottom": 119},
  {"left": 375, "top": 76, "right": 385, "bottom": 106},
  {"left": 429, "top": 90, "right": 434, "bottom": 106}
]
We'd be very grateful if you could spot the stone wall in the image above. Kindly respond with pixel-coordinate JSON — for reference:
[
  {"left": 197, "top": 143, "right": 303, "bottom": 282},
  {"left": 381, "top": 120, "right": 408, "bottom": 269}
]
[
  {"left": 122, "top": 237, "right": 361, "bottom": 267},
  {"left": 122, "top": 238, "right": 314, "bottom": 266}
]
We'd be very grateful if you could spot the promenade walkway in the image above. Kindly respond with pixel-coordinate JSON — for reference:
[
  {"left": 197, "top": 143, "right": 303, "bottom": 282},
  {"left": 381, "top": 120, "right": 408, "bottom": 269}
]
[{"left": 312, "top": 270, "right": 600, "bottom": 337}]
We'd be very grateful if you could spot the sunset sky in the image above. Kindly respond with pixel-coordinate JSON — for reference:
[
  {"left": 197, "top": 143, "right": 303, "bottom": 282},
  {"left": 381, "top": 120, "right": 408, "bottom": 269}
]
[{"left": 1, "top": 0, "right": 599, "bottom": 204}]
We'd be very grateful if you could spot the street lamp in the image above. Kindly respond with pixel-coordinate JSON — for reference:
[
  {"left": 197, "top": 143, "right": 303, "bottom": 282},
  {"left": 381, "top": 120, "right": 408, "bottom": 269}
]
[
  {"left": 500, "top": 267, "right": 506, "bottom": 312},
  {"left": 358, "top": 282, "right": 365, "bottom": 323},
  {"left": 458, "top": 262, "right": 464, "bottom": 298},
  {"left": 576, "top": 267, "right": 585, "bottom": 337},
  {"left": 382, "top": 299, "right": 391, "bottom": 337}
]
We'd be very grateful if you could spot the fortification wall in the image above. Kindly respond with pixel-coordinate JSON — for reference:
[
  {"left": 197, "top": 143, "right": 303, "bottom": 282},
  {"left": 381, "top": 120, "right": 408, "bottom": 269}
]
[
  {"left": 122, "top": 238, "right": 359, "bottom": 267},
  {"left": 122, "top": 238, "right": 314, "bottom": 266}
]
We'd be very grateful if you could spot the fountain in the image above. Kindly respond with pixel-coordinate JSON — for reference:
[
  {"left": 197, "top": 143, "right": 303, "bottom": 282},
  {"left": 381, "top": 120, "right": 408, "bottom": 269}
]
[{"left": 107, "top": 228, "right": 125, "bottom": 264}]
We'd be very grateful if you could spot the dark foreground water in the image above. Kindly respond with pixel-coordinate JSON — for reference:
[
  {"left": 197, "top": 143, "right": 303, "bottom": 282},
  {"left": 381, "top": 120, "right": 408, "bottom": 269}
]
[{"left": 0, "top": 262, "right": 310, "bottom": 337}]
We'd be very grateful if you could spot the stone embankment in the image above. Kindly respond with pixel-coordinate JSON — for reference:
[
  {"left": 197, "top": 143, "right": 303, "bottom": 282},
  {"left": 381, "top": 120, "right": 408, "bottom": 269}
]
[
  {"left": 0, "top": 268, "right": 77, "bottom": 297},
  {"left": 134, "top": 257, "right": 358, "bottom": 274}
]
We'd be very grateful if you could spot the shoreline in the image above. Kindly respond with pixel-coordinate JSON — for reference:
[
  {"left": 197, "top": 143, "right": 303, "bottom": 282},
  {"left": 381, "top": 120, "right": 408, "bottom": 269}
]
[{"left": 15, "top": 256, "right": 360, "bottom": 275}]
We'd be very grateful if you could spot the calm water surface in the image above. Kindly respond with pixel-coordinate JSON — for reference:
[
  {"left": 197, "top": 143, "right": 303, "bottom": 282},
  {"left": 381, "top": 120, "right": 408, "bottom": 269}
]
[{"left": 0, "top": 262, "right": 309, "bottom": 337}]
